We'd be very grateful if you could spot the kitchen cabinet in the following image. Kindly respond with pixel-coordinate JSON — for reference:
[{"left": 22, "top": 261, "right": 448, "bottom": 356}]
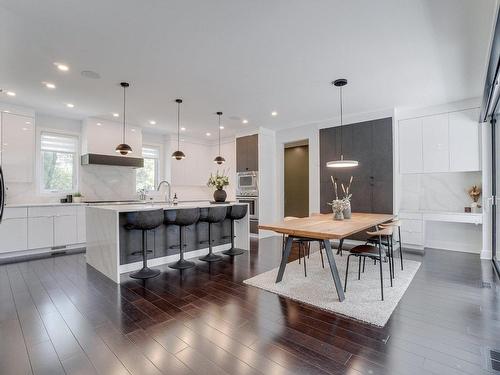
[
  {"left": 77, "top": 206, "right": 86, "bottom": 243},
  {"left": 54, "top": 215, "right": 78, "bottom": 246},
  {"left": 399, "top": 108, "right": 480, "bottom": 174},
  {"left": 236, "top": 134, "right": 258, "bottom": 172},
  {"left": 1, "top": 112, "right": 35, "bottom": 182},
  {"left": 28, "top": 217, "right": 54, "bottom": 249},
  {"left": 422, "top": 113, "right": 449, "bottom": 173},
  {"left": 399, "top": 118, "right": 423, "bottom": 174},
  {"left": 449, "top": 109, "right": 480, "bottom": 172},
  {"left": 320, "top": 117, "right": 393, "bottom": 214},
  {"left": 0, "top": 218, "right": 28, "bottom": 253}
]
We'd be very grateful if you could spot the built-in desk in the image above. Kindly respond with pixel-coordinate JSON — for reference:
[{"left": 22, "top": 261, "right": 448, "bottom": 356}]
[
  {"left": 399, "top": 210, "right": 482, "bottom": 253},
  {"left": 85, "top": 202, "right": 250, "bottom": 283}
]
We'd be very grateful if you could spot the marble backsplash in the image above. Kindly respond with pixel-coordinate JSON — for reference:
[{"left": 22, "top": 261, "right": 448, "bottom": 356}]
[
  {"left": 79, "top": 165, "right": 137, "bottom": 201},
  {"left": 400, "top": 171, "right": 482, "bottom": 212}
]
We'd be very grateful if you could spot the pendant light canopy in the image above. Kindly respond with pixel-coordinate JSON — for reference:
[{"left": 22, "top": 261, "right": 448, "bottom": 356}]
[
  {"left": 214, "top": 111, "right": 225, "bottom": 165},
  {"left": 115, "top": 82, "right": 133, "bottom": 155},
  {"left": 326, "top": 79, "right": 358, "bottom": 168},
  {"left": 171, "top": 99, "right": 186, "bottom": 160}
]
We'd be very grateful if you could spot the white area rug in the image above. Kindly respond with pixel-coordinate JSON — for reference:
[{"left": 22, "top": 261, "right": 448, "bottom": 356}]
[{"left": 244, "top": 251, "right": 421, "bottom": 327}]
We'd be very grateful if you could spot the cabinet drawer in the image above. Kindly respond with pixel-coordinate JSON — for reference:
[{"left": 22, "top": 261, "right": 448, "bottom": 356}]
[
  {"left": 400, "top": 219, "right": 423, "bottom": 233},
  {"left": 401, "top": 231, "right": 423, "bottom": 246},
  {"left": 3, "top": 207, "right": 28, "bottom": 219},
  {"left": 28, "top": 206, "right": 77, "bottom": 217}
]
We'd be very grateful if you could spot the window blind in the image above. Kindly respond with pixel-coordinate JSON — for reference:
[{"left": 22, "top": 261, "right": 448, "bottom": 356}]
[
  {"left": 142, "top": 146, "right": 159, "bottom": 159},
  {"left": 41, "top": 133, "right": 78, "bottom": 153}
]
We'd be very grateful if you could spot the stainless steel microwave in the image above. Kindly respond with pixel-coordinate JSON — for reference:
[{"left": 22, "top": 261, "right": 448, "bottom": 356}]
[{"left": 236, "top": 171, "right": 258, "bottom": 194}]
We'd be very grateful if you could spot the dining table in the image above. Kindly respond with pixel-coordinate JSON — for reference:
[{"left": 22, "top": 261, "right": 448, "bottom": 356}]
[{"left": 259, "top": 212, "right": 394, "bottom": 301}]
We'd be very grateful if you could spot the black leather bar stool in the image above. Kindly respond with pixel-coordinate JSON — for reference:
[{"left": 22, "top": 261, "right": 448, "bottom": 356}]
[
  {"left": 199, "top": 206, "right": 227, "bottom": 262},
  {"left": 125, "top": 209, "right": 164, "bottom": 279},
  {"left": 165, "top": 208, "right": 200, "bottom": 270},
  {"left": 222, "top": 205, "right": 248, "bottom": 256}
]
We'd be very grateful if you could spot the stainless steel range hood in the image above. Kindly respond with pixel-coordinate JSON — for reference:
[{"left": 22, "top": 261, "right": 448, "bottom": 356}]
[{"left": 81, "top": 153, "right": 144, "bottom": 168}]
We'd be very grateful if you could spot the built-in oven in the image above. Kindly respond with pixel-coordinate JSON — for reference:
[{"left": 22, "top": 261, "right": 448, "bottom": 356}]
[
  {"left": 237, "top": 171, "right": 258, "bottom": 195},
  {"left": 236, "top": 195, "right": 259, "bottom": 235}
]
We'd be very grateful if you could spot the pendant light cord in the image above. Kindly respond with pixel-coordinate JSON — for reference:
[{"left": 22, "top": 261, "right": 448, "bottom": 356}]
[
  {"left": 122, "top": 85, "right": 126, "bottom": 143},
  {"left": 218, "top": 113, "right": 221, "bottom": 155},
  {"left": 340, "top": 85, "right": 343, "bottom": 158},
  {"left": 177, "top": 101, "right": 181, "bottom": 150}
]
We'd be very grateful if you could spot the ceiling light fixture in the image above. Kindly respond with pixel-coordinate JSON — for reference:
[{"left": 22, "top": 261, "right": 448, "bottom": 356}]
[
  {"left": 214, "top": 112, "right": 226, "bottom": 165},
  {"left": 115, "top": 82, "right": 133, "bottom": 155},
  {"left": 149, "top": 120, "right": 156, "bottom": 125},
  {"left": 171, "top": 99, "right": 186, "bottom": 160},
  {"left": 326, "top": 79, "right": 358, "bottom": 168},
  {"left": 206, "top": 132, "right": 211, "bottom": 136},
  {"left": 180, "top": 127, "right": 186, "bottom": 131},
  {"left": 112, "top": 113, "right": 119, "bottom": 117},
  {"left": 242, "top": 119, "right": 248, "bottom": 124},
  {"left": 66, "top": 103, "right": 74, "bottom": 108},
  {"left": 54, "top": 62, "right": 69, "bottom": 71},
  {"left": 43, "top": 82, "right": 56, "bottom": 89},
  {"left": 271, "top": 111, "right": 278, "bottom": 116},
  {"left": 6, "top": 91, "right": 16, "bottom": 97}
]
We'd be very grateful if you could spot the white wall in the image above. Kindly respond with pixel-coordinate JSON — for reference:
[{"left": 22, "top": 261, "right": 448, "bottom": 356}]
[{"left": 258, "top": 127, "right": 277, "bottom": 237}]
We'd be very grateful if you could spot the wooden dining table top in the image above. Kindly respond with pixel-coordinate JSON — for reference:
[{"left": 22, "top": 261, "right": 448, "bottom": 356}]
[{"left": 259, "top": 212, "right": 395, "bottom": 240}]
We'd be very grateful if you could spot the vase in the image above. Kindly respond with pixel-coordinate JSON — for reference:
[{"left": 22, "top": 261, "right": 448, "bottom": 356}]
[
  {"left": 343, "top": 201, "right": 351, "bottom": 219},
  {"left": 213, "top": 188, "right": 227, "bottom": 202},
  {"left": 72, "top": 197, "right": 82, "bottom": 203},
  {"left": 333, "top": 210, "right": 344, "bottom": 220}
]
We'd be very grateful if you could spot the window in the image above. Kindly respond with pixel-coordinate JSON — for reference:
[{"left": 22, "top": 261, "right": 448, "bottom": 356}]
[
  {"left": 40, "top": 132, "right": 78, "bottom": 193},
  {"left": 136, "top": 146, "right": 160, "bottom": 191}
]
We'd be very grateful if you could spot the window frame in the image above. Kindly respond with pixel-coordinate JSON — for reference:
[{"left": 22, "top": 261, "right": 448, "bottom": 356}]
[
  {"left": 37, "top": 129, "right": 80, "bottom": 195},
  {"left": 136, "top": 144, "right": 161, "bottom": 192}
]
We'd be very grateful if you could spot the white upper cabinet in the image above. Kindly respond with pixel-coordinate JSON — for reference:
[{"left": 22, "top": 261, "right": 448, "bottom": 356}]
[
  {"left": 1, "top": 112, "right": 35, "bottom": 182},
  {"left": 449, "top": 109, "right": 480, "bottom": 172},
  {"left": 82, "top": 119, "right": 142, "bottom": 156},
  {"left": 422, "top": 113, "right": 449, "bottom": 173},
  {"left": 399, "top": 118, "right": 423, "bottom": 174},
  {"left": 399, "top": 108, "right": 480, "bottom": 174}
]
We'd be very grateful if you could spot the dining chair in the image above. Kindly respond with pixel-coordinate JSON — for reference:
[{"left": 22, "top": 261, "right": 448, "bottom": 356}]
[
  {"left": 380, "top": 220, "right": 403, "bottom": 270},
  {"left": 344, "top": 226, "right": 394, "bottom": 301}
]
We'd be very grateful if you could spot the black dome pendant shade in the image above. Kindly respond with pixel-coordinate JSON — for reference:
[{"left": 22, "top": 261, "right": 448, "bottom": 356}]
[
  {"left": 214, "top": 111, "right": 225, "bottom": 165},
  {"left": 171, "top": 99, "right": 186, "bottom": 160},
  {"left": 115, "top": 82, "right": 133, "bottom": 155}
]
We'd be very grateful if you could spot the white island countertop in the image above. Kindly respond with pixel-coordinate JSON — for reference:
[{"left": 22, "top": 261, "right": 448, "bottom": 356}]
[{"left": 89, "top": 201, "right": 238, "bottom": 212}]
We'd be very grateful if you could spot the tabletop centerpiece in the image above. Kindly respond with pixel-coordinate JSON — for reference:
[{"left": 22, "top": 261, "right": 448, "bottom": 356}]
[
  {"left": 468, "top": 185, "right": 481, "bottom": 213},
  {"left": 328, "top": 176, "right": 349, "bottom": 220},
  {"left": 207, "top": 169, "right": 230, "bottom": 202}
]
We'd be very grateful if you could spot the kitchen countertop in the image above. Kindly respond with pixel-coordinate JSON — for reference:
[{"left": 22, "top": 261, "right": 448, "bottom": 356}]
[
  {"left": 6, "top": 202, "right": 88, "bottom": 208},
  {"left": 5, "top": 199, "right": 223, "bottom": 208},
  {"left": 88, "top": 201, "right": 239, "bottom": 213}
]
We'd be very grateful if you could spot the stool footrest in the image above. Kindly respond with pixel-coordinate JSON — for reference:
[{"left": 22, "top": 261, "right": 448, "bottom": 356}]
[
  {"left": 222, "top": 248, "right": 245, "bottom": 256},
  {"left": 199, "top": 253, "right": 222, "bottom": 262},
  {"left": 129, "top": 267, "right": 160, "bottom": 279},
  {"left": 169, "top": 259, "right": 195, "bottom": 270}
]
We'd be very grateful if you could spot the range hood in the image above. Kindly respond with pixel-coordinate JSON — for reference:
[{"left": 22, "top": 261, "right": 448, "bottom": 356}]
[{"left": 81, "top": 153, "right": 144, "bottom": 168}]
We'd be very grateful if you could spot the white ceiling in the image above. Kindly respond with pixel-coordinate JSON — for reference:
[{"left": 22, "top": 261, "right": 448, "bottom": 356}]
[{"left": 0, "top": 0, "right": 496, "bottom": 137}]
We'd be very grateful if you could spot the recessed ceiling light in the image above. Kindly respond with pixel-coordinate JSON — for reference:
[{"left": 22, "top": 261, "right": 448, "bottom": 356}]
[
  {"left": 66, "top": 103, "right": 74, "bottom": 108},
  {"left": 25, "top": 121, "right": 31, "bottom": 125},
  {"left": 180, "top": 127, "right": 186, "bottom": 131},
  {"left": 54, "top": 62, "right": 69, "bottom": 71},
  {"left": 6, "top": 91, "right": 16, "bottom": 97},
  {"left": 219, "top": 126, "right": 224, "bottom": 130},
  {"left": 131, "top": 128, "right": 136, "bottom": 132},
  {"left": 3, "top": 110, "right": 9, "bottom": 113},
  {"left": 149, "top": 120, "right": 156, "bottom": 125},
  {"left": 43, "top": 82, "right": 56, "bottom": 89},
  {"left": 22, "top": 127, "right": 28, "bottom": 131},
  {"left": 242, "top": 119, "right": 248, "bottom": 124},
  {"left": 271, "top": 111, "right": 278, "bottom": 116},
  {"left": 206, "top": 132, "right": 211, "bottom": 136},
  {"left": 96, "top": 122, "right": 102, "bottom": 126},
  {"left": 112, "top": 113, "right": 119, "bottom": 117}
]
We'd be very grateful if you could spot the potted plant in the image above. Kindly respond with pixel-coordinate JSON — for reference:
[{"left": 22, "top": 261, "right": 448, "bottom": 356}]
[
  {"left": 340, "top": 176, "right": 353, "bottom": 219},
  {"left": 328, "top": 178, "right": 348, "bottom": 220},
  {"left": 207, "top": 170, "right": 230, "bottom": 202},
  {"left": 468, "top": 185, "right": 481, "bottom": 213},
  {"left": 72, "top": 192, "right": 83, "bottom": 203}
]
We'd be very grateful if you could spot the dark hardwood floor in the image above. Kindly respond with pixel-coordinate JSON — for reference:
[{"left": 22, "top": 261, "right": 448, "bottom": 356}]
[{"left": 0, "top": 236, "right": 499, "bottom": 375}]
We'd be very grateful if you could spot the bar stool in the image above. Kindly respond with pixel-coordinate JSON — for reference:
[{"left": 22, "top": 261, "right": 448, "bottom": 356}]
[
  {"left": 166, "top": 208, "right": 200, "bottom": 270},
  {"left": 125, "top": 209, "right": 164, "bottom": 279},
  {"left": 222, "top": 205, "right": 248, "bottom": 256},
  {"left": 199, "top": 206, "right": 227, "bottom": 262}
]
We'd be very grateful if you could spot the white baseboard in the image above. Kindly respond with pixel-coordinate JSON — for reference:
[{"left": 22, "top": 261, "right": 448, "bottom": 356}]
[
  {"left": 0, "top": 243, "right": 86, "bottom": 260},
  {"left": 425, "top": 240, "right": 480, "bottom": 254},
  {"left": 119, "top": 243, "right": 232, "bottom": 273}
]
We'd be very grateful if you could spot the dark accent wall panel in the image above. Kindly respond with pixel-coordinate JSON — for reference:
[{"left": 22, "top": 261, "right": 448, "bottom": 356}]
[{"left": 319, "top": 117, "right": 393, "bottom": 215}]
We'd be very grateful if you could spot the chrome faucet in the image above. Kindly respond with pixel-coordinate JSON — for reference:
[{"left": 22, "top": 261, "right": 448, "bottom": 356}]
[{"left": 156, "top": 180, "right": 172, "bottom": 204}]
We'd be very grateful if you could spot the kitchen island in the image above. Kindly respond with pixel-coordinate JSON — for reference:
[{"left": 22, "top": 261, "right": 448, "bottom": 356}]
[{"left": 85, "top": 202, "right": 250, "bottom": 283}]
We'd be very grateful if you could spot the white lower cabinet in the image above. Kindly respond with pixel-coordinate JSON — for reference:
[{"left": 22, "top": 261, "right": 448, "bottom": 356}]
[
  {"left": 77, "top": 206, "right": 86, "bottom": 243},
  {"left": 54, "top": 215, "right": 78, "bottom": 246},
  {"left": 0, "top": 218, "right": 28, "bottom": 253},
  {"left": 28, "top": 217, "right": 54, "bottom": 249}
]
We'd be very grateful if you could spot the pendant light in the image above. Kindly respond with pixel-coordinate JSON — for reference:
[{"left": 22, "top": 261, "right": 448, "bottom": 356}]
[
  {"left": 115, "top": 82, "right": 133, "bottom": 155},
  {"left": 213, "top": 111, "right": 225, "bottom": 165},
  {"left": 171, "top": 99, "right": 186, "bottom": 160},
  {"left": 326, "top": 79, "right": 358, "bottom": 168}
]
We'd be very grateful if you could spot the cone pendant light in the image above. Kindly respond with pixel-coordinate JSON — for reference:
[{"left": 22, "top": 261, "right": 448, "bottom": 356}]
[
  {"left": 171, "top": 99, "right": 186, "bottom": 160},
  {"left": 115, "top": 82, "right": 133, "bottom": 155},
  {"left": 326, "top": 79, "right": 358, "bottom": 168},
  {"left": 214, "top": 111, "right": 225, "bottom": 165}
]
